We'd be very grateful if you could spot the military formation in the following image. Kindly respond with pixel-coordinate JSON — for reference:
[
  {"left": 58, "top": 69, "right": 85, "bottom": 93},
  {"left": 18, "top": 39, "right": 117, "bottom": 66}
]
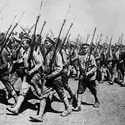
[{"left": 0, "top": 2, "right": 125, "bottom": 123}]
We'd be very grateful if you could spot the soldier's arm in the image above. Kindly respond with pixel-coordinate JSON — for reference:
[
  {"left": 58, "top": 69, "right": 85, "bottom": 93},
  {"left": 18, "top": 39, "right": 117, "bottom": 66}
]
[
  {"left": 72, "top": 49, "right": 78, "bottom": 61},
  {"left": 0, "top": 49, "right": 8, "bottom": 70},
  {"left": 29, "top": 48, "right": 44, "bottom": 74},
  {"left": 61, "top": 49, "right": 67, "bottom": 64},
  {"left": 50, "top": 52, "right": 63, "bottom": 77},
  {"left": 78, "top": 56, "right": 85, "bottom": 73},
  {"left": 87, "top": 55, "right": 97, "bottom": 75}
]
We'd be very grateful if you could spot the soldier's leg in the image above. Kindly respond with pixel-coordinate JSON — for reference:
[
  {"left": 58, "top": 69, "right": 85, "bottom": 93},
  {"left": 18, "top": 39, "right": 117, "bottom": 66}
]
[
  {"left": 9, "top": 73, "right": 19, "bottom": 85},
  {"left": 30, "top": 97, "right": 47, "bottom": 122},
  {"left": 73, "top": 62, "right": 79, "bottom": 80},
  {"left": 1, "top": 76, "right": 18, "bottom": 104},
  {"left": 100, "top": 67, "right": 105, "bottom": 83},
  {"left": 114, "top": 78, "right": 125, "bottom": 87},
  {"left": 30, "top": 73, "right": 42, "bottom": 97},
  {"left": 9, "top": 73, "right": 19, "bottom": 105},
  {"left": 62, "top": 74, "right": 74, "bottom": 99},
  {"left": 73, "top": 78, "right": 87, "bottom": 111},
  {"left": 109, "top": 70, "right": 117, "bottom": 85},
  {"left": 6, "top": 77, "right": 30, "bottom": 114},
  {"left": 88, "top": 80, "right": 99, "bottom": 108},
  {"left": 52, "top": 78, "right": 72, "bottom": 117}
]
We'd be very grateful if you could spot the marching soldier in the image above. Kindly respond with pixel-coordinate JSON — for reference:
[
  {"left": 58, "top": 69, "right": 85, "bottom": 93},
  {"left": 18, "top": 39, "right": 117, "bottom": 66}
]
[
  {"left": 0, "top": 39, "right": 18, "bottom": 105},
  {"left": 6, "top": 36, "right": 44, "bottom": 114},
  {"left": 42, "top": 38, "right": 72, "bottom": 116},
  {"left": 73, "top": 43, "right": 100, "bottom": 111},
  {"left": 60, "top": 46, "right": 75, "bottom": 104},
  {"left": 29, "top": 38, "right": 72, "bottom": 122}
]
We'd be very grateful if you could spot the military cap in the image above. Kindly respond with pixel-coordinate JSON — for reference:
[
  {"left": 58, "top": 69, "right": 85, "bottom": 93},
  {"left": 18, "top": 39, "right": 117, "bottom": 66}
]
[
  {"left": 0, "top": 32, "right": 5, "bottom": 36},
  {"left": 13, "top": 35, "right": 21, "bottom": 42},
  {"left": 80, "top": 43, "right": 89, "bottom": 49},
  {"left": 22, "top": 36, "right": 32, "bottom": 45},
  {"left": 22, "top": 36, "right": 31, "bottom": 42},
  {"left": 70, "top": 41, "right": 75, "bottom": 47},
  {"left": 45, "top": 36, "right": 55, "bottom": 45}
]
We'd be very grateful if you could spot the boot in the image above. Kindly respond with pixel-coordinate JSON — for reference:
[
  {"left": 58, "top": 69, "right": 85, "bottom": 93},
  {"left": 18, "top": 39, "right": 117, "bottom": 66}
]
[
  {"left": 6, "top": 95, "right": 25, "bottom": 115},
  {"left": 11, "top": 90, "right": 18, "bottom": 108},
  {"left": 61, "top": 97, "right": 72, "bottom": 117},
  {"left": 30, "top": 98, "right": 46, "bottom": 122},
  {"left": 93, "top": 101, "right": 100, "bottom": 108},
  {"left": 73, "top": 94, "right": 82, "bottom": 111},
  {"left": 93, "top": 95, "right": 100, "bottom": 108}
]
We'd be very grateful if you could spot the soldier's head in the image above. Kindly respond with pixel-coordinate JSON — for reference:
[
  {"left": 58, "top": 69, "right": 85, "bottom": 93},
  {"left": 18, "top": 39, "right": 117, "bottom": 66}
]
[
  {"left": 44, "top": 37, "right": 55, "bottom": 50},
  {"left": 22, "top": 36, "right": 31, "bottom": 50},
  {"left": 107, "top": 60, "right": 112, "bottom": 68},
  {"left": 13, "top": 36, "right": 21, "bottom": 46},
  {"left": 79, "top": 43, "right": 89, "bottom": 55},
  {"left": 70, "top": 42, "right": 75, "bottom": 49}
]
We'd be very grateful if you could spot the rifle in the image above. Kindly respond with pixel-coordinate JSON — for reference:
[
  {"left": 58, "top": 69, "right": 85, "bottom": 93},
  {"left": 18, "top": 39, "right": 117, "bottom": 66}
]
[
  {"left": 48, "top": 4, "right": 71, "bottom": 74},
  {"left": 98, "top": 33, "right": 103, "bottom": 43},
  {"left": 106, "top": 36, "right": 113, "bottom": 60},
  {"left": 101, "top": 36, "right": 108, "bottom": 52},
  {"left": 27, "top": 1, "right": 43, "bottom": 63},
  {"left": 67, "top": 33, "right": 71, "bottom": 41},
  {"left": 0, "top": 15, "right": 16, "bottom": 46},
  {"left": 50, "top": 29, "right": 55, "bottom": 38},
  {"left": 79, "top": 36, "right": 83, "bottom": 43},
  {"left": 59, "top": 22, "right": 73, "bottom": 52},
  {"left": 119, "top": 33, "right": 123, "bottom": 57},
  {"left": 75, "top": 34, "right": 80, "bottom": 47},
  {"left": 95, "top": 35, "right": 99, "bottom": 44},
  {"left": 60, "top": 11, "right": 78, "bottom": 50},
  {"left": 20, "top": 26, "right": 27, "bottom": 33},
  {"left": 85, "top": 34, "right": 90, "bottom": 43},
  {"left": 94, "top": 33, "right": 102, "bottom": 54},
  {"left": 5, "top": 15, "right": 16, "bottom": 38},
  {"left": 0, "top": 6, "right": 4, "bottom": 15},
  {"left": 104, "top": 36, "right": 108, "bottom": 44},
  {"left": 40, "top": 21, "right": 46, "bottom": 36},
  {"left": 120, "top": 33, "right": 123, "bottom": 44},
  {"left": 94, "top": 35, "right": 99, "bottom": 57},
  {"left": 35, "top": 21, "right": 46, "bottom": 50},
  {"left": 28, "top": 24, "right": 35, "bottom": 35},
  {"left": 0, "top": 12, "right": 25, "bottom": 53},
  {"left": 49, "top": 19, "right": 66, "bottom": 73},
  {"left": 85, "top": 28, "right": 96, "bottom": 73},
  {"left": 66, "top": 33, "right": 71, "bottom": 46}
]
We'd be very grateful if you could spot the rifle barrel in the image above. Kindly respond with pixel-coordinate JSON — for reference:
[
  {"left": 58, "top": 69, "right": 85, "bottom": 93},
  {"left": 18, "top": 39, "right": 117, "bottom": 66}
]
[{"left": 17, "top": 11, "right": 25, "bottom": 24}]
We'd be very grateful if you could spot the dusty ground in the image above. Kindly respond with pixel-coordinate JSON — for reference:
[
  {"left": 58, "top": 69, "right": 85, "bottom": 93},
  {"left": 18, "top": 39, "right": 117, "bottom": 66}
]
[{"left": 0, "top": 78, "right": 125, "bottom": 125}]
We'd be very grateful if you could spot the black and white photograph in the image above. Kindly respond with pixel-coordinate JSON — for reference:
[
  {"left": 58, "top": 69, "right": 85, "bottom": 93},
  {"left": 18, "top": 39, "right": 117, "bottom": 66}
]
[{"left": 0, "top": 0, "right": 125, "bottom": 125}]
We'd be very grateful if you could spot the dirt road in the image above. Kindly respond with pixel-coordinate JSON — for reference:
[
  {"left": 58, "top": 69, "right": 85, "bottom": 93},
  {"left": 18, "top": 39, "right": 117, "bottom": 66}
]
[{"left": 0, "top": 79, "right": 125, "bottom": 125}]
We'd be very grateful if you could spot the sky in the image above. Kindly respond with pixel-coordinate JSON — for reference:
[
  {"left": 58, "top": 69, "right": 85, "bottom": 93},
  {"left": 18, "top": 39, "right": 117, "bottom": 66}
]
[{"left": 0, "top": 0, "right": 125, "bottom": 44}]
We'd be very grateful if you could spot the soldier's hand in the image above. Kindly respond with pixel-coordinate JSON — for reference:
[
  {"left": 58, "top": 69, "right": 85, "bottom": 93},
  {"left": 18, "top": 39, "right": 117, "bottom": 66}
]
[
  {"left": 27, "top": 71, "right": 32, "bottom": 75},
  {"left": 86, "top": 72, "right": 89, "bottom": 76},
  {"left": 28, "top": 70, "right": 34, "bottom": 75},
  {"left": 46, "top": 74, "right": 53, "bottom": 79},
  {"left": 79, "top": 75, "right": 83, "bottom": 80}
]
